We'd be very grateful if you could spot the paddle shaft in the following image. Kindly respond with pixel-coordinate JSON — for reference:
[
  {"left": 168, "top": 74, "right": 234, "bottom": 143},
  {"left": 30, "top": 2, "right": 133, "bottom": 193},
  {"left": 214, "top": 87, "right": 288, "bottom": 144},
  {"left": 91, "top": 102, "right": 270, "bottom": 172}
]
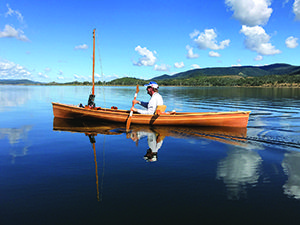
[{"left": 126, "top": 85, "right": 139, "bottom": 130}]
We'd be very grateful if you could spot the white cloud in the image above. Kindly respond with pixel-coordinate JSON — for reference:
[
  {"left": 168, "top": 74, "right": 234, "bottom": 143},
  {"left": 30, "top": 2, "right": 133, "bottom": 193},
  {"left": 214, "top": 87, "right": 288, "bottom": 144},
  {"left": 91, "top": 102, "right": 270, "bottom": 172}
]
[
  {"left": 5, "top": 4, "right": 24, "bottom": 23},
  {"left": 283, "top": 0, "right": 290, "bottom": 7},
  {"left": 174, "top": 62, "right": 185, "bottom": 68},
  {"left": 209, "top": 51, "right": 221, "bottom": 57},
  {"left": 73, "top": 74, "right": 89, "bottom": 81},
  {"left": 285, "top": 36, "right": 299, "bottom": 48},
  {"left": 154, "top": 64, "right": 170, "bottom": 71},
  {"left": 1, "top": 4, "right": 28, "bottom": 42},
  {"left": 95, "top": 73, "right": 101, "bottom": 79},
  {"left": 191, "top": 64, "right": 201, "bottom": 69},
  {"left": 192, "top": 29, "right": 230, "bottom": 50},
  {"left": 294, "top": 0, "right": 300, "bottom": 20},
  {"left": 254, "top": 55, "right": 263, "bottom": 61},
  {"left": 225, "top": 0, "right": 273, "bottom": 26},
  {"left": 133, "top": 45, "right": 157, "bottom": 66},
  {"left": 44, "top": 67, "right": 51, "bottom": 73},
  {"left": 74, "top": 44, "right": 88, "bottom": 50},
  {"left": 74, "top": 74, "right": 82, "bottom": 80},
  {"left": 102, "top": 74, "right": 119, "bottom": 82},
  {"left": 189, "top": 29, "right": 200, "bottom": 39},
  {"left": 186, "top": 45, "right": 199, "bottom": 59},
  {"left": 38, "top": 72, "right": 48, "bottom": 79},
  {"left": 57, "top": 76, "right": 64, "bottom": 80},
  {"left": 0, "top": 24, "right": 29, "bottom": 41},
  {"left": 240, "top": 25, "right": 281, "bottom": 55},
  {"left": 0, "top": 59, "right": 32, "bottom": 79}
]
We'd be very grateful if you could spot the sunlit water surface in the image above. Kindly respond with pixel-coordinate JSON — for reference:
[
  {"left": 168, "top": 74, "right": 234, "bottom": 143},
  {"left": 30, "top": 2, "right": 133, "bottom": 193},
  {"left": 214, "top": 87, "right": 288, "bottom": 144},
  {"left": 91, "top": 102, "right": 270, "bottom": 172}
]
[{"left": 1, "top": 86, "right": 300, "bottom": 225}]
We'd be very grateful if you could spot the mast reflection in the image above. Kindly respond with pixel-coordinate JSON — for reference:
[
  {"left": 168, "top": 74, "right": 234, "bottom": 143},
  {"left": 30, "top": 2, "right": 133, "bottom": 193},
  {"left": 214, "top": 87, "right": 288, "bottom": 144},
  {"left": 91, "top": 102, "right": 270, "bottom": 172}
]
[
  {"left": 87, "top": 134, "right": 101, "bottom": 202},
  {"left": 53, "top": 118, "right": 118, "bottom": 202}
]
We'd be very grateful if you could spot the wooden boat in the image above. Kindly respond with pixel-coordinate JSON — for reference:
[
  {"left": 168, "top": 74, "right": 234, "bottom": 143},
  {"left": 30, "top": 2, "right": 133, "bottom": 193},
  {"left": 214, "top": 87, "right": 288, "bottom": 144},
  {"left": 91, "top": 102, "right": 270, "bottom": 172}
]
[
  {"left": 52, "top": 102, "right": 250, "bottom": 127},
  {"left": 52, "top": 29, "right": 250, "bottom": 128}
]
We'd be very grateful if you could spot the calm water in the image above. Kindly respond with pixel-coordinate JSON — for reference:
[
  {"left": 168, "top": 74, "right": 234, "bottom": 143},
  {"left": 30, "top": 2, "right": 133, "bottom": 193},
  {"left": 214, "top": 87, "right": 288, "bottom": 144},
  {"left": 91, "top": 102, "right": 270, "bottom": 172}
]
[{"left": 1, "top": 85, "right": 300, "bottom": 225}]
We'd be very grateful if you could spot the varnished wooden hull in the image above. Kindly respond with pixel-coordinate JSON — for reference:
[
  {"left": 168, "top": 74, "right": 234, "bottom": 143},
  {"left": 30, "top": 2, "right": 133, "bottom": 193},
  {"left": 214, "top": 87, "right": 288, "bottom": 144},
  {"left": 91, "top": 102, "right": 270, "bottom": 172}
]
[{"left": 52, "top": 102, "right": 250, "bottom": 128}]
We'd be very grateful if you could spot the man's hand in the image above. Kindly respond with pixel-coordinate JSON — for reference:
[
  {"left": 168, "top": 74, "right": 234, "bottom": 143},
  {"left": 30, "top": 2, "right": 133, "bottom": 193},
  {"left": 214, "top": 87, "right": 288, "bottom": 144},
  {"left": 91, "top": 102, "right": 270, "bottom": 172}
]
[
  {"left": 132, "top": 99, "right": 139, "bottom": 105},
  {"left": 131, "top": 106, "right": 137, "bottom": 112}
]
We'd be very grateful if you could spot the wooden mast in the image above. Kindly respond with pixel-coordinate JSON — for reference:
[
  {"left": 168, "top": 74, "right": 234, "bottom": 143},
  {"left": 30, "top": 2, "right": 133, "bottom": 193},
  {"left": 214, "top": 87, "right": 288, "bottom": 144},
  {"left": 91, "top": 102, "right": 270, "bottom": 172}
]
[{"left": 92, "top": 29, "right": 96, "bottom": 95}]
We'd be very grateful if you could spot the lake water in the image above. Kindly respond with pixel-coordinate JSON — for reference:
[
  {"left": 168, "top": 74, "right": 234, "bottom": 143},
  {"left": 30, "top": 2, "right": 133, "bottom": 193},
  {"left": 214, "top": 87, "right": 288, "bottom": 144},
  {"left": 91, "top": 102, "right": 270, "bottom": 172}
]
[{"left": 1, "top": 85, "right": 300, "bottom": 225}]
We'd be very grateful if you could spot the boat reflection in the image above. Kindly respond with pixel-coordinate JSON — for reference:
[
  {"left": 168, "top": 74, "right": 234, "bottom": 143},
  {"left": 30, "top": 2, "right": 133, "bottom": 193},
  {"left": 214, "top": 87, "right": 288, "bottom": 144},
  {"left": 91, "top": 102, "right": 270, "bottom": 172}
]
[
  {"left": 53, "top": 117, "right": 249, "bottom": 164},
  {"left": 53, "top": 117, "right": 248, "bottom": 148}
]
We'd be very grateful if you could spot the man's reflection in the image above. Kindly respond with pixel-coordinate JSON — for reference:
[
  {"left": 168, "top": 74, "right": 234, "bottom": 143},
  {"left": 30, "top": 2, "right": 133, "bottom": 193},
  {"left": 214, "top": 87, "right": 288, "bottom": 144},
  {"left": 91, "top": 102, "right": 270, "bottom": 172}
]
[{"left": 130, "top": 130, "right": 164, "bottom": 162}]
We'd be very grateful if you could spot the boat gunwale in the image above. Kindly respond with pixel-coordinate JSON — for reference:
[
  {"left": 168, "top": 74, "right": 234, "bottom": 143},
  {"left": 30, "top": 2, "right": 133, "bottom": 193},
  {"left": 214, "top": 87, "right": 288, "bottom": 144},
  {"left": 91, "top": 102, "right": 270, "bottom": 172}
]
[{"left": 52, "top": 102, "right": 251, "bottom": 117}]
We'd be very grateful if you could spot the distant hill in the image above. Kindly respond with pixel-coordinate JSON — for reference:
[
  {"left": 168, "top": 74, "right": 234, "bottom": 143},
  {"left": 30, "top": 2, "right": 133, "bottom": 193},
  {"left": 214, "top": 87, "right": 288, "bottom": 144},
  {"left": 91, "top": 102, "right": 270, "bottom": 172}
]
[
  {"left": 0, "top": 79, "right": 42, "bottom": 85},
  {"left": 152, "top": 63, "right": 300, "bottom": 80},
  {"left": 1, "top": 63, "right": 300, "bottom": 86}
]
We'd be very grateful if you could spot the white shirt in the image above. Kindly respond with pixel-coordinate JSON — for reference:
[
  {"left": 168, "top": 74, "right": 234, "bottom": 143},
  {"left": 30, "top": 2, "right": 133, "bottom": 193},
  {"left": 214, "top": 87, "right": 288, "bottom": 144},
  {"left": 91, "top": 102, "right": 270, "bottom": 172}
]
[{"left": 137, "top": 92, "right": 163, "bottom": 115}]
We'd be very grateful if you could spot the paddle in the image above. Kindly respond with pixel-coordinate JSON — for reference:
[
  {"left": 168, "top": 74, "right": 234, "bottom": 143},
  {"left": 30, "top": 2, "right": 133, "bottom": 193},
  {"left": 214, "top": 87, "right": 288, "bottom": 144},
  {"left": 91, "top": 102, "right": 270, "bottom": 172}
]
[{"left": 126, "top": 84, "right": 139, "bottom": 131}]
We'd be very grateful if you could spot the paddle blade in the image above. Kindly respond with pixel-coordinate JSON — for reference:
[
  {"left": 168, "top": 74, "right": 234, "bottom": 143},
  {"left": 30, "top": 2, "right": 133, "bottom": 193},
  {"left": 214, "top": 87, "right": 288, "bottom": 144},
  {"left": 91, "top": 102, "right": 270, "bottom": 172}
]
[
  {"left": 127, "top": 84, "right": 139, "bottom": 131},
  {"left": 126, "top": 116, "right": 132, "bottom": 131}
]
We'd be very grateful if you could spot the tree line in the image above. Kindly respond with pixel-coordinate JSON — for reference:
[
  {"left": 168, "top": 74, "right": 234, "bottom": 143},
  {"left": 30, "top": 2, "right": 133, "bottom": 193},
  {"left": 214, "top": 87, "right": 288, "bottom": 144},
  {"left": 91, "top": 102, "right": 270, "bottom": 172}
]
[
  {"left": 105, "top": 74, "right": 300, "bottom": 87},
  {"left": 44, "top": 74, "right": 300, "bottom": 87},
  {"left": 155, "top": 74, "right": 300, "bottom": 87}
]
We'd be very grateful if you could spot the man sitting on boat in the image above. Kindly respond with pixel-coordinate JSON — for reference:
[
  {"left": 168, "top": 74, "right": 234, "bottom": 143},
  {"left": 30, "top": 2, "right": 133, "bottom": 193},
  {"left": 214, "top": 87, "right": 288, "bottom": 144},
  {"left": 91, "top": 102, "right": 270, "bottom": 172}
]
[{"left": 131, "top": 81, "right": 164, "bottom": 115}]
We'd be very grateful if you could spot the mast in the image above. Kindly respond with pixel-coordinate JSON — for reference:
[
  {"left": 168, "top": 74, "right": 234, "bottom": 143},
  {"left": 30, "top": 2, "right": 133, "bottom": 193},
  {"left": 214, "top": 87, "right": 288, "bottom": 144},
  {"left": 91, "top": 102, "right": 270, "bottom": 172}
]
[
  {"left": 87, "top": 29, "right": 96, "bottom": 107},
  {"left": 92, "top": 28, "right": 96, "bottom": 95}
]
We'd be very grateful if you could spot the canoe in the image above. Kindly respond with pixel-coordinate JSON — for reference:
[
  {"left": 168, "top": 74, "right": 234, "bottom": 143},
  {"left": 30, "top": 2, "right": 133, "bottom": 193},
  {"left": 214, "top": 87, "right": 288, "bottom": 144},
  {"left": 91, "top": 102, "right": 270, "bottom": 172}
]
[{"left": 52, "top": 102, "right": 250, "bottom": 128}]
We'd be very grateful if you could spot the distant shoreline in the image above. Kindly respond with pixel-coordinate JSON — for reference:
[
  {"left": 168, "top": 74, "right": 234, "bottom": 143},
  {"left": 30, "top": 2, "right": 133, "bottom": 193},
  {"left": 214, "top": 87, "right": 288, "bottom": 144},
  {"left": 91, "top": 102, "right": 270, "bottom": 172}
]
[{"left": 1, "top": 83, "right": 300, "bottom": 88}]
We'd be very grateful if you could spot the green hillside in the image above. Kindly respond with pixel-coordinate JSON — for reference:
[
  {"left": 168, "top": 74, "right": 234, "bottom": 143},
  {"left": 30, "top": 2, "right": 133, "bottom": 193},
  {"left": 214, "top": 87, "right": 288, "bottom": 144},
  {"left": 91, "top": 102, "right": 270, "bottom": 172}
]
[
  {"left": 153, "top": 63, "right": 300, "bottom": 80},
  {"left": 0, "top": 79, "right": 41, "bottom": 85},
  {"left": 1, "top": 63, "right": 300, "bottom": 87},
  {"left": 106, "top": 63, "right": 300, "bottom": 87}
]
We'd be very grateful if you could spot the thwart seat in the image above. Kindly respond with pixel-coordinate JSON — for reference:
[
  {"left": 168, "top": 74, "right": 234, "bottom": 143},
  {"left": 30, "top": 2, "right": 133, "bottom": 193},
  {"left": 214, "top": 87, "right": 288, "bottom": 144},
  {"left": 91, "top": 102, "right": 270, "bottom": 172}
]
[{"left": 155, "top": 105, "right": 167, "bottom": 115}]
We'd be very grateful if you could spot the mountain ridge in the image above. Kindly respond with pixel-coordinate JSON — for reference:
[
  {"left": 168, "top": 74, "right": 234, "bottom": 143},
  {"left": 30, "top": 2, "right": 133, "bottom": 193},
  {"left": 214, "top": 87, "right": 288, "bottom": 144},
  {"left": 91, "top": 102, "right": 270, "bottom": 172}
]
[
  {"left": 152, "top": 63, "right": 300, "bottom": 80},
  {"left": 1, "top": 63, "right": 300, "bottom": 85},
  {"left": 0, "top": 79, "right": 42, "bottom": 85}
]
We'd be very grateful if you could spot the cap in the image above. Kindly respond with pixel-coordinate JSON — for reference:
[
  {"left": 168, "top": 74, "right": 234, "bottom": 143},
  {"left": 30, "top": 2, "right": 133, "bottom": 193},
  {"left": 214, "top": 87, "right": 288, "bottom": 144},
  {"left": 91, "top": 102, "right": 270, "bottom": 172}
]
[{"left": 144, "top": 81, "right": 159, "bottom": 89}]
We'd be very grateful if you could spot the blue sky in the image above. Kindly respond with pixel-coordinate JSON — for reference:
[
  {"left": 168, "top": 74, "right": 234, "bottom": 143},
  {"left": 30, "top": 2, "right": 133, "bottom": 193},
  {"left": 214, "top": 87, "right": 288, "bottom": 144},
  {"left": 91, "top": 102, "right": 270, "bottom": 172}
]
[{"left": 0, "top": 0, "right": 299, "bottom": 82}]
